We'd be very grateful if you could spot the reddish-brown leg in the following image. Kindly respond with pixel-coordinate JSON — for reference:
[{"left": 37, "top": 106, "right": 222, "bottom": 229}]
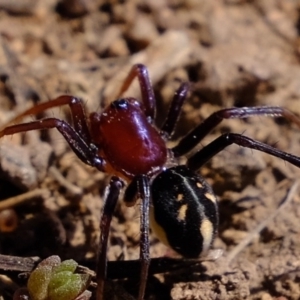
[
  {"left": 1, "top": 95, "right": 91, "bottom": 143},
  {"left": 116, "top": 64, "right": 156, "bottom": 121},
  {"left": 160, "top": 82, "right": 190, "bottom": 139},
  {"left": 96, "top": 176, "right": 123, "bottom": 300},
  {"left": 0, "top": 118, "right": 104, "bottom": 170}
]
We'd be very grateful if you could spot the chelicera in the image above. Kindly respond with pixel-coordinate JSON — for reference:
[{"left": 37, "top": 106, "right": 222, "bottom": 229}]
[{"left": 1, "top": 64, "right": 300, "bottom": 300}]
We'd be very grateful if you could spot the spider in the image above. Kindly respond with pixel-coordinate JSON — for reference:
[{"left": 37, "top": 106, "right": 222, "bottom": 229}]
[{"left": 1, "top": 64, "right": 300, "bottom": 300}]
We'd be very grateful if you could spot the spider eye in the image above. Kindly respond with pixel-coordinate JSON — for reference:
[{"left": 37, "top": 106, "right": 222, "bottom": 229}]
[{"left": 111, "top": 99, "right": 128, "bottom": 109}]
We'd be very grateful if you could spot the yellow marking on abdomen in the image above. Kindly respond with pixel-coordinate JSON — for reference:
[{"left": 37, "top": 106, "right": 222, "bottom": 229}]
[
  {"left": 204, "top": 192, "right": 217, "bottom": 203},
  {"left": 200, "top": 218, "right": 214, "bottom": 254},
  {"left": 177, "top": 204, "right": 188, "bottom": 221}
]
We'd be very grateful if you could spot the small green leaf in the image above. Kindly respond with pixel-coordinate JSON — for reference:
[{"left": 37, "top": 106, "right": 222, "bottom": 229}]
[
  {"left": 48, "top": 272, "right": 83, "bottom": 300},
  {"left": 27, "top": 256, "right": 61, "bottom": 300},
  {"left": 27, "top": 256, "right": 91, "bottom": 300},
  {"left": 52, "top": 259, "right": 78, "bottom": 274}
]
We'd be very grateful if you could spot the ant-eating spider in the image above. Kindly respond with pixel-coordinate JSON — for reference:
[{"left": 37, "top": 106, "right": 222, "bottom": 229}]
[{"left": 1, "top": 64, "right": 300, "bottom": 300}]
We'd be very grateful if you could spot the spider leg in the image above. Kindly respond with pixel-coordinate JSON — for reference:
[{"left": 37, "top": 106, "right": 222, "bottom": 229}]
[
  {"left": 1, "top": 95, "right": 91, "bottom": 143},
  {"left": 137, "top": 175, "right": 151, "bottom": 300},
  {"left": 116, "top": 64, "right": 156, "bottom": 121},
  {"left": 0, "top": 118, "right": 104, "bottom": 170},
  {"left": 172, "top": 106, "right": 300, "bottom": 157},
  {"left": 96, "top": 176, "right": 123, "bottom": 300},
  {"left": 160, "top": 82, "right": 190, "bottom": 139},
  {"left": 187, "top": 133, "right": 300, "bottom": 171},
  {"left": 124, "top": 175, "right": 151, "bottom": 300}
]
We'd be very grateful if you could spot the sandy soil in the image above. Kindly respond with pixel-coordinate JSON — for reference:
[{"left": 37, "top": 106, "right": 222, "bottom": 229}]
[{"left": 1, "top": 1, "right": 300, "bottom": 299}]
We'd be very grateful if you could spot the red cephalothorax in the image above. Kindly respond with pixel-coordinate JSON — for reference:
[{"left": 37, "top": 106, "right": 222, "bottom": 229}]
[{"left": 97, "top": 98, "right": 167, "bottom": 178}]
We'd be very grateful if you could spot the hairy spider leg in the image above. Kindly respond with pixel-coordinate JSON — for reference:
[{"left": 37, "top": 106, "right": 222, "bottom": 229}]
[
  {"left": 160, "top": 82, "right": 190, "bottom": 139},
  {"left": 187, "top": 133, "right": 300, "bottom": 171},
  {"left": 172, "top": 106, "right": 300, "bottom": 157},
  {"left": 136, "top": 175, "right": 151, "bottom": 300},
  {"left": 0, "top": 117, "right": 104, "bottom": 170},
  {"left": 96, "top": 176, "right": 123, "bottom": 300},
  {"left": 116, "top": 64, "right": 156, "bottom": 121},
  {"left": 0, "top": 95, "right": 92, "bottom": 143}
]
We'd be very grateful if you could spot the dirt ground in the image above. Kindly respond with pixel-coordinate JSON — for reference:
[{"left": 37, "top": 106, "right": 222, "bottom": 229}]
[{"left": 1, "top": 1, "right": 300, "bottom": 299}]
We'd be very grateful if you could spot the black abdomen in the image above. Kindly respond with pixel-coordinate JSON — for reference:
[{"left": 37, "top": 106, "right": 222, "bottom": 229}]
[{"left": 151, "top": 165, "right": 218, "bottom": 258}]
